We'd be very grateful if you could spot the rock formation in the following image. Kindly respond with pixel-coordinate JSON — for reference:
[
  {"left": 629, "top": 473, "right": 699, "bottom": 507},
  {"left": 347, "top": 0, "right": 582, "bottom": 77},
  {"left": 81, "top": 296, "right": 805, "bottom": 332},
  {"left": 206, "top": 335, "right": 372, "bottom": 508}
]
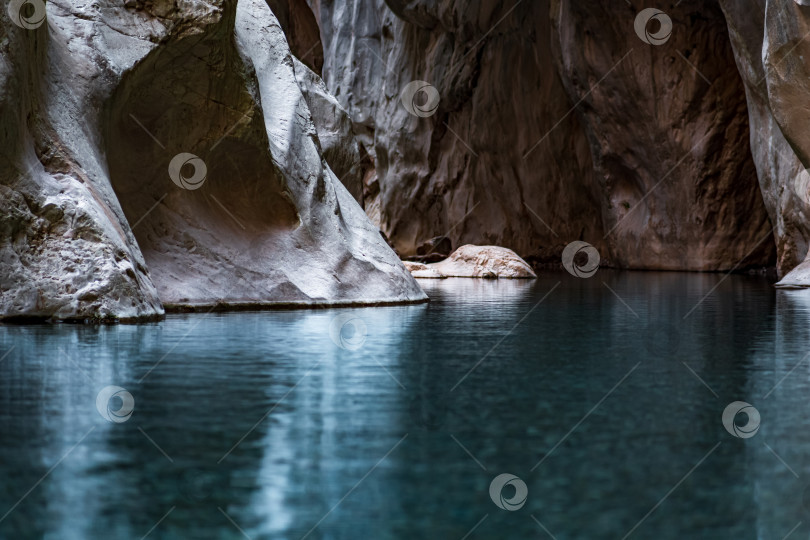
[
  {"left": 0, "top": 0, "right": 425, "bottom": 321},
  {"left": 307, "top": 0, "right": 776, "bottom": 271},
  {"left": 293, "top": 57, "right": 366, "bottom": 203},
  {"left": 719, "top": 0, "right": 810, "bottom": 286},
  {"left": 266, "top": 0, "right": 324, "bottom": 73},
  {"left": 403, "top": 261, "right": 444, "bottom": 279},
  {"left": 404, "top": 245, "right": 537, "bottom": 279},
  {"left": 10, "top": 0, "right": 810, "bottom": 321},
  {"left": 550, "top": 0, "right": 774, "bottom": 271},
  {"left": 0, "top": 0, "right": 167, "bottom": 321},
  {"left": 307, "top": 0, "right": 605, "bottom": 264}
]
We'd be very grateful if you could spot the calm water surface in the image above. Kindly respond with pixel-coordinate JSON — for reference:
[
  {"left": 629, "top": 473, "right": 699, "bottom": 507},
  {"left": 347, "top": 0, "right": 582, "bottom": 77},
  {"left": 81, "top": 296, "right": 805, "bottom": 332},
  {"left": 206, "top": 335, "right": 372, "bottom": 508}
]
[{"left": 2, "top": 271, "right": 810, "bottom": 539}]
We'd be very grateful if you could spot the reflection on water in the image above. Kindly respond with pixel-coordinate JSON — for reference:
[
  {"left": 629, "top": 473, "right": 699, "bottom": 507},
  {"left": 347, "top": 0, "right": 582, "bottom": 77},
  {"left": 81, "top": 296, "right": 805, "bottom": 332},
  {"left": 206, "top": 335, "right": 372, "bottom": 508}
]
[{"left": 1, "top": 271, "right": 810, "bottom": 538}]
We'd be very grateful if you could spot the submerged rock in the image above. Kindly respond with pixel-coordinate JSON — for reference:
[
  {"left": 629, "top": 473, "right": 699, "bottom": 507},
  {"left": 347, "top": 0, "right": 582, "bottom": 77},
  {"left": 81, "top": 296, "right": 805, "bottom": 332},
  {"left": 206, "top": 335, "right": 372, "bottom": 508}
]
[
  {"left": 402, "top": 261, "right": 444, "bottom": 279},
  {"left": 0, "top": 0, "right": 426, "bottom": 321},
  {"left": 414, "top": 245, "right": 537, "bottom": 279}
]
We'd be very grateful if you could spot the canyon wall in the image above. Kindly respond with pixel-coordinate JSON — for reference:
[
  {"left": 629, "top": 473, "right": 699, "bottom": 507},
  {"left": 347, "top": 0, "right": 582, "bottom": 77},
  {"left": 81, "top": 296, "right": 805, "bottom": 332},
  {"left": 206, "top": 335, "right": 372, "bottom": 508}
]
[
  {"left": 550, "top": 0, "right": 774, "bottom": 271},
  {"left": 307, "top": 0, "right": 605, "bottom": 264},
  {"left": 719, "top": 0, "right": 810, "bottom": 286},
  {"left": 8, "top": 0, "right": 810, "bottom": 322},
  {"left": 0, "top": 0, "right": 425, "bottom": 321},
  {"left": 306, "top": 0, "right": 779, "bottom": 270}
]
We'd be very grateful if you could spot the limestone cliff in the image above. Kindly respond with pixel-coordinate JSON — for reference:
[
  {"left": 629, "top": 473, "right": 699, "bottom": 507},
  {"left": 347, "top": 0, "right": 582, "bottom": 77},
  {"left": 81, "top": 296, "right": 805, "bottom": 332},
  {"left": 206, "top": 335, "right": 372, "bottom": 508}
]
[
  {"left": 719, "top": 0, "right": 810, "bottom": 286},
  {"left": 0, "top": 0, "right": 426, "bottom": 321},
  {"left": 10, "top": 0, "right": 810, "bottom": 323},
  {"left": 551, "top": 0, "right": 774, "bottom": 271}
]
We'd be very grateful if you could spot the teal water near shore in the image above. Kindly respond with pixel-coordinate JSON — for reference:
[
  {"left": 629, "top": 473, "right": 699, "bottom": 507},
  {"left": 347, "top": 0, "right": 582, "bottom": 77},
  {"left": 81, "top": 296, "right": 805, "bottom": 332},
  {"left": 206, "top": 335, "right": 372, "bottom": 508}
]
[{"left": 1, "top": 272, "right": 809, "bottom": 539}]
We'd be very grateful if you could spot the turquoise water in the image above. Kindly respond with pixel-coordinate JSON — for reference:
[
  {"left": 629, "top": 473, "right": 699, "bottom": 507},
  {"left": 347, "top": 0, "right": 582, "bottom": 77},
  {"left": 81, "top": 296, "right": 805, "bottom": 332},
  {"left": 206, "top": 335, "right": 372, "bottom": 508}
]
[{"left": 1, "top": 272, "right": 810, "bottom": 539}]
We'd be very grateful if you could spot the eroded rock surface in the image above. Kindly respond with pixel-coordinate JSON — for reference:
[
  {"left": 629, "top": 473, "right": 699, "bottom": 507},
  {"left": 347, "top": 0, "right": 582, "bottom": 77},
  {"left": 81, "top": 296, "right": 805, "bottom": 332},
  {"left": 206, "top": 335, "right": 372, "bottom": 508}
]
[
  {"left": 719, "top": 0, "right": 810, "bottom": 281},
  {"left": 0, "top": 0, "right": 168, "bottom": 321},
  {"left": 266, "top": 0, "right": 324, "bottom": 73},
  {"left": 402, "top": 261, "right": 444, "bottom": 279},
  {"left": 307, "top": 0, "right": 605, "bottom": 263},
  {"left": 550, "top": 0, "right": 774, "bottom": 271},
  {"left": 423, "top": 245, "right": 536, "bottom": 279},
  {"left": 308, "top": 0, "right": 777, "bottom": 271},
  {"left": 0, "top": 0, "right": 426, "bottom": 320},
  {"left": 718, "top": 0, "right": 810, "bottom": 287},
  {"left": 293, "top": 57, "right": 366, "bottom": 203}
]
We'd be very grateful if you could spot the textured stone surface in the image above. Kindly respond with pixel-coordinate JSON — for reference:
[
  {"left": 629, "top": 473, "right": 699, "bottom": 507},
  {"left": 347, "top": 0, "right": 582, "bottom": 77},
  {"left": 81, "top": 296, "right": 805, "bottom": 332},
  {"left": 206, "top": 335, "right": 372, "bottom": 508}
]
[
  {"left": 719, "top": 0, "right": 810, "bottom": 280},
  {"left": 309, "top": 0, "right": 777, "bottom": 271},
  {"left": 0, "top": 0, "right": 167, "bottom": 321},
  {"left": 265, "top": 0, "right": 324, "bottom": 73},
  {"left": 427, "top": 245, "right": 537, "bottom": 279},
  {"left": 0, "top": 0, "right": 426, "bottom": 321},
  {"left": 755, "top": 0, "right": 810, "bottom": 287},
  {"left": 549, "top": 0, "right": 774, "bottom": 271},
  {"left": 774, "top": 258, "right": 810, "bottom": 289},
  {"left": 402, "top": 261, "right": 444, "bottom": 279},
  {"left": 12, "top": 0, "right": 810, "bottom": 319},
  {"left": 293, "top": 57, "right": 365, "bottom": 203},
  {"left": 307, "top": 0, "right": 605, "bottom": 263}
]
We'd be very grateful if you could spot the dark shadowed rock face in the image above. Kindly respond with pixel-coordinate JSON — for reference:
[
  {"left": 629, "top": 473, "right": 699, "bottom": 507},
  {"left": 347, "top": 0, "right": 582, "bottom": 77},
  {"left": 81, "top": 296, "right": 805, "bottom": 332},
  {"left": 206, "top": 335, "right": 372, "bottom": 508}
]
[
  {"left": 551, "top": 0, "right": 774, "bottom": 271},
  {"left": 307, "top": 0, "right": 605, "bottom": 263},
  {"left": 308, "top": 0, "right": 777, "bottom": 271},
  {"left": 0, "top": 0, "right": 425, "bottom": 321}
]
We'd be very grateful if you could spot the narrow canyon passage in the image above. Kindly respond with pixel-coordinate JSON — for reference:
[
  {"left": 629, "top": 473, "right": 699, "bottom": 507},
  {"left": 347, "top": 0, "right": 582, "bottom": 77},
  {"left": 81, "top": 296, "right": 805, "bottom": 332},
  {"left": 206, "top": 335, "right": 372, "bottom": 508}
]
[{"left": 5, "top": 1, "right": 810, "bottom": 539}]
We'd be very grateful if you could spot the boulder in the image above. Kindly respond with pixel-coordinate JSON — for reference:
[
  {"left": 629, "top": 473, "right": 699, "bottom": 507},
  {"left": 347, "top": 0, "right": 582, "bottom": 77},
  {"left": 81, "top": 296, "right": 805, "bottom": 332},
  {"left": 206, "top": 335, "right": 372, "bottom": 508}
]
[
  {"left": 774, "top": 259, "right": 810, "bottom": 289},
  {"left": 402, "top": 261, "right": 444, "bottom": 279},
  {"left": 426, "top": 245, "right": 536, "bottom": 279}
]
